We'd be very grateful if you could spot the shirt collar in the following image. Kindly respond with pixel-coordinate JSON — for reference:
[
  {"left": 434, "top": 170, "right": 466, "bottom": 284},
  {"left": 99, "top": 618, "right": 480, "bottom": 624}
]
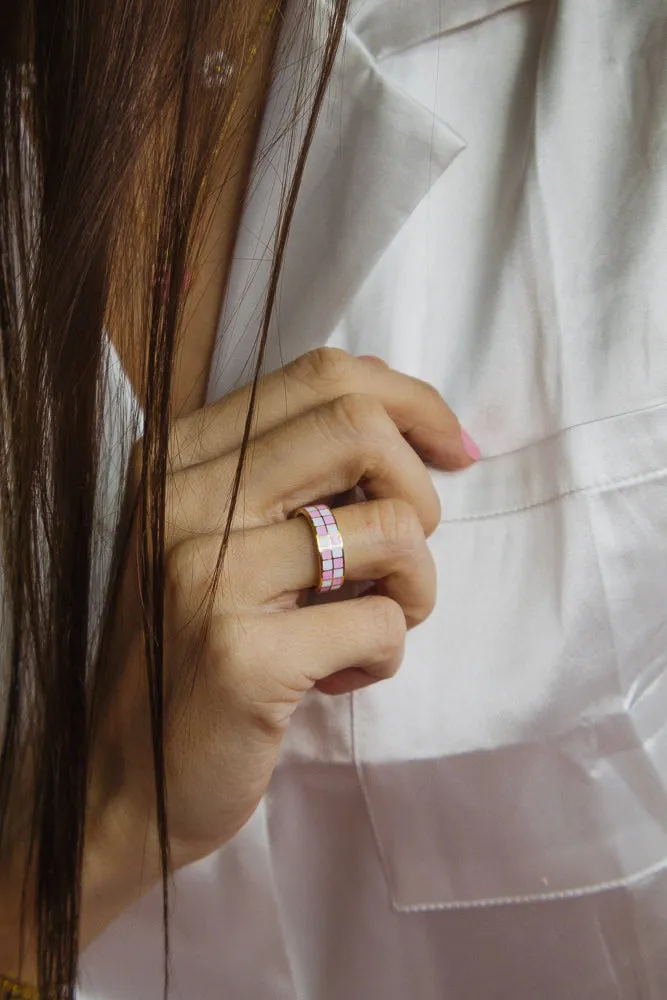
[
  {"left": 349, "top": 0, "right": 536, "bottom": 60},
  {"left": 208, "top": 0, "right": 465, "bottom": 400}
]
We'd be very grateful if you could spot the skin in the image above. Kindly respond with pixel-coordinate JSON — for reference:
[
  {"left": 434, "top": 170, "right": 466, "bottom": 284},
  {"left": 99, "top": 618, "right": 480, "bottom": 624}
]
[
  {"left": 86, "top": 347, "right": 476, "bottom": 940},
  {"left": 0, "top": 7, "right": 478, "bottom": 983},
  {"left": 0, "top": 349, "right": 476, "bottom": 980}
]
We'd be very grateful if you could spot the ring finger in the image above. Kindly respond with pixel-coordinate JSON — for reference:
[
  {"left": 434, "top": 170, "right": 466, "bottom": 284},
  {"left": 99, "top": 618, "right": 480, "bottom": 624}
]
[{"left": 173, "top": 498, "right": 437, "bottom": 629}]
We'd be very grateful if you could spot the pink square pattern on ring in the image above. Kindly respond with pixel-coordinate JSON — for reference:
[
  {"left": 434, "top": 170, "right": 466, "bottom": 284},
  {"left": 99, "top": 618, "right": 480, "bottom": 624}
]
[{"left": 296, "top": 503, "right": 345, "bottom": 594}]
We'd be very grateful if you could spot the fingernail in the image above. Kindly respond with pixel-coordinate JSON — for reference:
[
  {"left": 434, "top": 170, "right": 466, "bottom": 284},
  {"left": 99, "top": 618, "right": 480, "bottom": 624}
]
[{"left": 461, "top": 428, "right": 481, "bottom": 462}]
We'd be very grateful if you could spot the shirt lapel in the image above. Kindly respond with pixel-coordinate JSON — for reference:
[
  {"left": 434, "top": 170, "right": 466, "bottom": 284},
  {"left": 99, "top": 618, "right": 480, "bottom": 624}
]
[{"left": 208, "top": 0, "right": 464, "bottom": 400}]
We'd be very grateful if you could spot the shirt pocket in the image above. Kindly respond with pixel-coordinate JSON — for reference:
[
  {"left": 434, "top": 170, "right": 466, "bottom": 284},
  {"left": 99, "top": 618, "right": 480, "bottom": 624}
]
[{"left": 352, "top": 402, "right": 667, "bottom": 910}]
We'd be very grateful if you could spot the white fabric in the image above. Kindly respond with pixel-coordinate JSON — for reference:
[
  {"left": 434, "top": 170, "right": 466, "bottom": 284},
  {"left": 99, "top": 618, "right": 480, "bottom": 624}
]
[{"left": 81, "top": 0, "right": 667, "bottom": 996}]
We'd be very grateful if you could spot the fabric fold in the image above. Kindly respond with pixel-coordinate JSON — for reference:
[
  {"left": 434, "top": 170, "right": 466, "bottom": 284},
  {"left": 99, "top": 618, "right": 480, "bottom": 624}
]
[
  {"left": 207, "top": 1, "right": 464, "bottom": 400},
  {"left": 348, "top": 0, "right": 540, "bottom": 61}
]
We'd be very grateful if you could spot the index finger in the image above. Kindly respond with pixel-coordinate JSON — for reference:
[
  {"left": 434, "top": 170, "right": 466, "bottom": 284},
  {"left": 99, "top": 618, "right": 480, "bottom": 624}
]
[{"left": 168, "top": 348, "right": 475, "bottom": 473}]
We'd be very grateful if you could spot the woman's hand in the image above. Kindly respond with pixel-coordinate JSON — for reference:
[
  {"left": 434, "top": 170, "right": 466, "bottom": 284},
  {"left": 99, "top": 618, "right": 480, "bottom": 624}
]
[{"left": 88, "top": 348, "right": 474, "bottom": 913}]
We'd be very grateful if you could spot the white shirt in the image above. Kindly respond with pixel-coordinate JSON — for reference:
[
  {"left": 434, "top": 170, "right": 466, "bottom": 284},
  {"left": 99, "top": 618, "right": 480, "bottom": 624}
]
[{"left": 81, "top": 1, "right": 667, "bottom": 996}]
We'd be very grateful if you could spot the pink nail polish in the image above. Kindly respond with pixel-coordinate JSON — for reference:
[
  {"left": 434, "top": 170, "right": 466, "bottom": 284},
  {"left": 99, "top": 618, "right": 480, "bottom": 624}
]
[{"left": 461, "top": 429, "right": 481, "bottom": 462}]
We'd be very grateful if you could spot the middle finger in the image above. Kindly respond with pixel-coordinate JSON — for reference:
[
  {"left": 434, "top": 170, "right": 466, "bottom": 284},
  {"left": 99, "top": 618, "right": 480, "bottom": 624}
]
[{"left": 167, "top": 393, "right": 441, "bottom": 542}]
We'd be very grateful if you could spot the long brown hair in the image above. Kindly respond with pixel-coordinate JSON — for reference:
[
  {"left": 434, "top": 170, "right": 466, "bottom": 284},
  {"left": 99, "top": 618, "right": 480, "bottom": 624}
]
[{"left": 0, "top": 0, "right": 347, "bottom": 995}]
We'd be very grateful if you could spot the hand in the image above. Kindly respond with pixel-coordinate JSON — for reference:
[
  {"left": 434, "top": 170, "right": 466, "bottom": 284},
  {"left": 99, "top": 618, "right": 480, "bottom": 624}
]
[{"left": 90, "top": 348, "right": 474, "bottom": 895}]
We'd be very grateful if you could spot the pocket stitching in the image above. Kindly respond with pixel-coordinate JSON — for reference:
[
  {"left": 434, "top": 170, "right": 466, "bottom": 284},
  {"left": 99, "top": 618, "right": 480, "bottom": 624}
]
[
  {"left": 390, "top": 855, "right": 667, "bottom": 912},
  {"left": 441, "top": 466, "right": 667, "bottom": 524}
]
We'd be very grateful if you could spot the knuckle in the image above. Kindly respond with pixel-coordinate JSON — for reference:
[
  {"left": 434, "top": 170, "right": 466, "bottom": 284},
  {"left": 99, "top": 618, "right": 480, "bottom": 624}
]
[
  {"left": 292, "top": 346, "right": 354, "bottom": 388},
  {"left": 366, "top": 596, "right": 407, "bottom": 659},
  {"left": 420, "top": 482, "right": 442, "bottom": 539},
  {"left": 423, "top": 494, "right": 442, "bottom": 539},
  {"left": 332, "top": 392, "right": 386, "bottom": 439},
  {"left": 421, "top": 377, "right": 448, "bottom": 410},
  {"left": 373, "top": 498, "right": 425, "bottom": 558},
  {"left": 411, "top": 552, "right": 438, "bottom": 625},
  {"left": 411, "top": 374, "right": 453, "bottom": 421}
]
